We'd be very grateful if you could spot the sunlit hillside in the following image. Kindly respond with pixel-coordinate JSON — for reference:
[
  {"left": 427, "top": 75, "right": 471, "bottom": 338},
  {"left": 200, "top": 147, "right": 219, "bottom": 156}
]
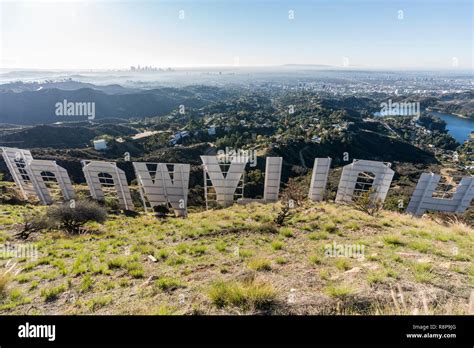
[{"left": 0, "top": 184, "right": 472, "bottom": 315}]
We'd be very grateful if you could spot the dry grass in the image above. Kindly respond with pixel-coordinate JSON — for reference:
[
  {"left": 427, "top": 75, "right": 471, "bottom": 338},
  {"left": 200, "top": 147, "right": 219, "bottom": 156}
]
[
  {"left": 0, "top": 198, "right": 472, "bottom": 315},
  {"left": 0, "top": 272, "right": 10, "bottom": 299}
]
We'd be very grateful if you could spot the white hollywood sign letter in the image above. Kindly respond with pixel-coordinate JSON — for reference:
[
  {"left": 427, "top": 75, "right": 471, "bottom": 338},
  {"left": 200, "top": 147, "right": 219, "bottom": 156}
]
[
  {"left": 82, "top": 160, "right": 133, "bottom": 210},
  {"left": 238, "top": 157, "right": 283, "bottom": 204},
  {"left": 335, "top": 159, "right": 394, "bottom": 204},
  {"left": 133, "top": 162, "right": 190, "bottom": 217},
  {"left": 26, "top": 160, "right": 75, "bottom": 205},
  {"left": 309, "top": 157, "right": 332, "bottom": 202},
  {"left": 201, "top": 155, "right": 247, "bottom": 207},
  {"left": 1, "top": 147, "right": 36, "bottom": 200},
  {"left": 406, "top": 173, "right": 473, "bottom": 216}
]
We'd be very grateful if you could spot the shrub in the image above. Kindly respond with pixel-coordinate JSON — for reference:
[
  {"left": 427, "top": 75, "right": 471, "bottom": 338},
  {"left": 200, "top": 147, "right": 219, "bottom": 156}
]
[
  {"left": 281, "top": 177, "right": 307, "bottom": 207},
  {"left": 350, "top": 189, "right": 383, "bottom": 216},
  {"left": 0, "top": 184, "right": 26, "bottom": 205},
  {"left": 274, "top": 178, "right": 307, "bottom": 226},
  {"left": 103, "top": 197, "right": 120, "bottom": 211},
  {"left": 153, "top": 204, "right": 171, "bottom": 218},
  {"left": 16, "top": 213, "right": 52, "bottom": 240},
  {"left": 274, "top": 205, "right": 291, "bottom": 226},
  {"left": 128, "top": 269, "right": 145, "bottom": 278},
  {"left": 46, "top": 200, "right": 107, "bottom": 234},
  {"left": 0, "top": 263, "right": 20, "bottom": 300},
  {"left": 9, "top": 288, "right": 23, "bottom": 302}
]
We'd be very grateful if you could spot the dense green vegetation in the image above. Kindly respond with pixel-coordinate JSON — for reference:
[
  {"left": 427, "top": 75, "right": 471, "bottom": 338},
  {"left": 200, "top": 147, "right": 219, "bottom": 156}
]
[{"left": 3, "top": 89, "right": 468, "bottom": 208}]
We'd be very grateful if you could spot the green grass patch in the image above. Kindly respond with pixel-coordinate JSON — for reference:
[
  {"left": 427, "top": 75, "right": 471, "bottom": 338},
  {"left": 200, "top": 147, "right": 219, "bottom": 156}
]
[
  {"left": 279, "top": 228, "right": 294, "bottom": 238},
  {"left": 324, "top": 284, "right": 354, "bottom": 298},
  {"left": 208, "top": 279, "right": 277, "bottom": 310},
  {"left": 80, "top": 274, "right": 93, "bottom": 293},
  {"left": 322, "top": 223, "right": 338, "bottom": 234},
  {"left": 215, "top": 241, "right": 227, "bottom": 252},
  {"left": 41, "top": 284, "right": 67, "bottom": 302},
  {"left": 308, "top": 232, "right": 328, "bottom": 240},
  {"left": 88, "top": 295, "right": 112, "bottom": 312},
  {"left": 335, "top": 258, "right": 351, "bottom": 271},
  {"left": 383, "top": 235, "right": 405, "bottom": 247},
  {"left": 247, "top": 258, "right": 272, "bottom": 272},
  {"left": 309, "top": 254, "right": 322, "bottom": 265},
  {"left": 271, "top": 241, "right": 284, "bottom": 250},
  {"left": 154, "top": 277, "right": 184, "bottom": 292}
]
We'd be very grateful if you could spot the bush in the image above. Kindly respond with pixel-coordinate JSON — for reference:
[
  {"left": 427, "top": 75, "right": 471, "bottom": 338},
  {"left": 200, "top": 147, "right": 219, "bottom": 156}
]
[
  {"left": 275, "top": 178, "right": 307, "bottom": 226},
  {"left": 17, "top": 213, "right": 52, "bottom": 239},
  {"left": 0, "top": 184, "right": 26, "bottom": 205},
  {"left": 153, "top": 204, "right": 171, "bottom": 218},
  {"left": 349, "top": 189, "right": 383, "bottom": 216},
  {"left": 46, "top": 200, "right": 107, "bottom": 234}
]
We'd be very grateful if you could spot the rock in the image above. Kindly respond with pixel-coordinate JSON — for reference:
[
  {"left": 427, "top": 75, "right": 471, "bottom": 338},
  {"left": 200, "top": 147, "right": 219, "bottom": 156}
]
[
  {"left": 417, "top": 258, "right": 431, "bottom": 263},
  {"left": 439, "top": 262, "right": 451, "bottom": 270},
  {"left": 363, "top": 263, "right": 379, "bottom": 270},
  {"left": 345, "top": 267, "right": 361, "bottom": 274},
  {"left": 147, "top": 255, "right": 157, "bottom": 263},
  {"left": 397, "top": 252, "right": 422, "bottom": 258}
]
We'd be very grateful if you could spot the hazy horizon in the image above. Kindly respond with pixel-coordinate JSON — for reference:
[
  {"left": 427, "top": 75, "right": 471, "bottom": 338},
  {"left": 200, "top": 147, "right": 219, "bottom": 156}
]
[{"left": 1, "top": 0, "right": 472, "bottom": 70}]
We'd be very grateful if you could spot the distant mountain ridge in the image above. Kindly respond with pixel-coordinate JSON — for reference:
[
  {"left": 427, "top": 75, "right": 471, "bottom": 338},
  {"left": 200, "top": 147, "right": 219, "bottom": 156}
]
[
  {"left": 0, "top": 84, "right": 234, "bottom": 125},
  {"left": 0, "top": 80, "right": 133, "bottom": 94}
]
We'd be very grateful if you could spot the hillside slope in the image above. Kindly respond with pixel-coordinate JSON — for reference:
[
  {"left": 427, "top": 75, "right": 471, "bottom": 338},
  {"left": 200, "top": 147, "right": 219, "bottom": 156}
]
[
  {"left": 0, "top": 199, "right": 472, "bottom": 315},
  {"left": 0, "top": 86, "right": 234, "bottom": 125}
]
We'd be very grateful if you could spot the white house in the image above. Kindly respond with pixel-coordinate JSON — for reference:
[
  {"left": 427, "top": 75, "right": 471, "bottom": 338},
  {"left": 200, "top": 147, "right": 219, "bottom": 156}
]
[
  {"left": 208, "top": 127, "right": 216, "bottom": 136},
  {"left": 93, "top": 139, "right": 107, "bottom": 151}
]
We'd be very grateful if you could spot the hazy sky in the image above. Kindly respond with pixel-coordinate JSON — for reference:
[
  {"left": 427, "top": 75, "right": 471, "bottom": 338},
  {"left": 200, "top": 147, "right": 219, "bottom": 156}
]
[{"left": 0, "top": 0, "right": 472, "bottom": 70}]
